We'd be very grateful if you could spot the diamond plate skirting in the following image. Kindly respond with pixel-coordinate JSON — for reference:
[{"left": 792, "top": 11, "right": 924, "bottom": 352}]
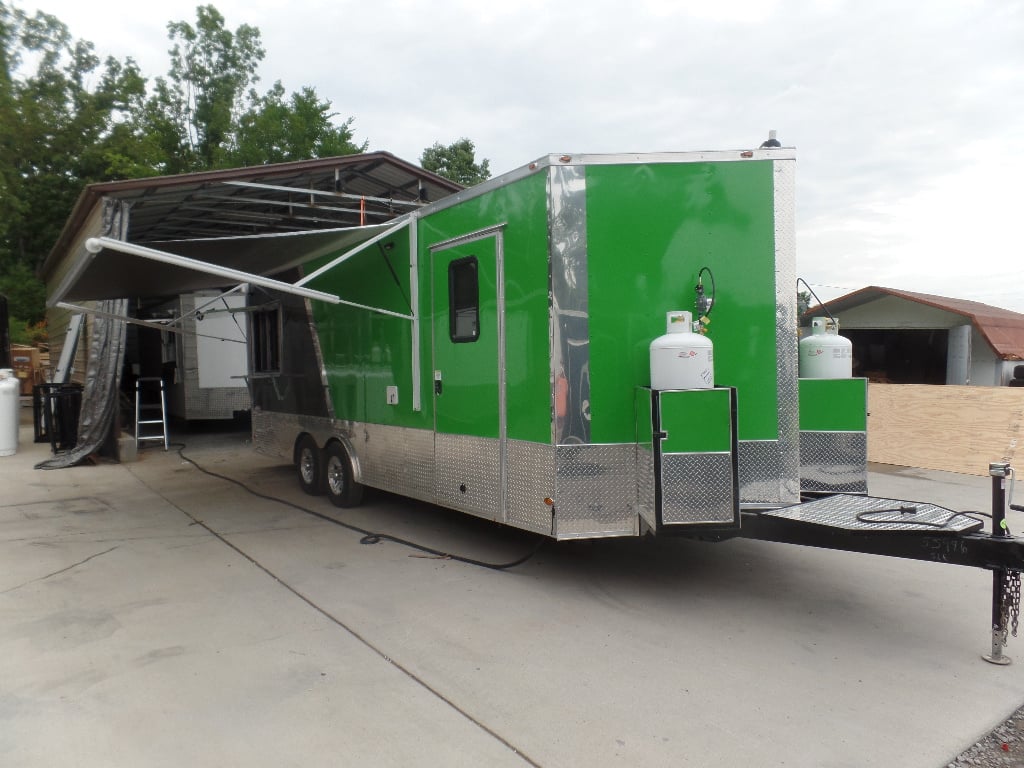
[
  {"left": 435, "top": 432, "right": 503, "bottom": 521},
  {"left": 360, "top": 424, "right": 434, "bottom": 503},
  {"left": 800, "top": 431, "right": 868, "bottom": 494},
  {"left": 661, "top": 453, "right": 735, "bottom": 524},
  {"left": 507, "top": 440, "right": 556, "bottom": 535},
  {"left": 554, "top": 444, "right": 639, "bottom": 538},
  {"left": 254, "top": 411, "right": 641, "bottom": 538}
]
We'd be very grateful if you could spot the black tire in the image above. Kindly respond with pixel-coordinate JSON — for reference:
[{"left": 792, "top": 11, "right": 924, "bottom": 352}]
[
  {"left": 1015, "top": 365, "right": 1024, "bottom": 379},
  {"left": 296, "top": 435, "right": 323, "bottom": 495},
  {"left": 324, "top": 441, "right": 364, "bottom": 508}
]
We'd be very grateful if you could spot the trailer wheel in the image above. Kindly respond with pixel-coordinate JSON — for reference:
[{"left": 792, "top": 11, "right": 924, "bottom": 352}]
[
  {"left": 324, "top": 442, "right": 364, "bottom": 508},
  {"left": 296, "top": 435, "right": 323, "bottom": 495}
]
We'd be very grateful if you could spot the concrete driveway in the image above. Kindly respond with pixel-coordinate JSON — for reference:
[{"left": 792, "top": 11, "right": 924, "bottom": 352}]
[{"left": 3, "top": 408, "right": 1023, "bottom": 767}]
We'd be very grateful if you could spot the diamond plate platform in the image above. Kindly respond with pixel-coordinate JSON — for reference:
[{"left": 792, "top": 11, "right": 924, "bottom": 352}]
[{"left": 762, "top": 494, "right": 984, "bottom": 534}]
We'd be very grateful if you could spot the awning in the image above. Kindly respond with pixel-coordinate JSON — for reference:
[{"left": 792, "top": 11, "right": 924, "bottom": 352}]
[{"left": 49, "top": 221, "right": 404, "bottom": 306}]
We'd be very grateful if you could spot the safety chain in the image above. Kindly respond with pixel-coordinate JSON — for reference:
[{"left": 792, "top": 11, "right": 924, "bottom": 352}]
[
  {"left": 1010, "top": 570, "right": 1021, "bottom": 639},
  {"left": 996, "top": 571, "right": 1021, "bottom": 648}
]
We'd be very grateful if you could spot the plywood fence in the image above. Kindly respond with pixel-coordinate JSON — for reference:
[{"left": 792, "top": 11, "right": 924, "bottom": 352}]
[{"left": 867, "top": 384, "right": 1024, "bottom": 476}]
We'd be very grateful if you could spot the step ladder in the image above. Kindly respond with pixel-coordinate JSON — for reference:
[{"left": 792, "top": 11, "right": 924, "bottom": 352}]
[{"left": 135, "top": 377, "right": 169, "bottom": 450}]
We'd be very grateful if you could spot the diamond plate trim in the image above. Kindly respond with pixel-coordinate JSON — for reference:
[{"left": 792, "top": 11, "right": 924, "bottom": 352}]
[
  {"left": 764, "top": 494, "right": 982, "bottom": 533},
  {"left": 773, "top": 159, "right": 800, "bottom": 504},
  {"left": 738, "top": 440, "right": 786, "bottom": 504},
  {"left": 507, "top": 440, "right": 556, "bottom": 534},
  {"left": 360, "top": 423, "right": 435, "bottom": 502},
  {"left": 253, "top": 409, "right": 296, "bottom": 460},
  {"left": 661, "top": 453, "right": 735, "bottom": 524},
  {"left": 800, "top": 431, "right": 868, "bottom": 494},
  {"left": 436, "top": 432, "right": 503, "bottom": 521},
  {"left": 555, "top": 444, "right": 638, "bottom": 538}
]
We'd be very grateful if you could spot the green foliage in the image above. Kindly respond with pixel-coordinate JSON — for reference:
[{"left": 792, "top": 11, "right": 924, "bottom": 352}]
[
  {"left": 233, "top": 82, "right": 366, "bottom": 166},
  {"left": 152, "top": 4, "right": 264, "bottom": 170},
  {"left": 797, "top": 290, "right": 813, "bottom": 317},
  {"left": 0, "top": 1, "right": 368, "bottom": 326},
  {"left": 0, "top": 261, "right": 46, "bottom": 323},
  {"left": 421, "top": 138, "right": 491, "bottom": 186},
  {"left": 8, "top": 316, "right": 47, "bottom": 346}
]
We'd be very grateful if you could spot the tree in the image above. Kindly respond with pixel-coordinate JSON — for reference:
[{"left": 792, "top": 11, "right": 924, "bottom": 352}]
[
  {"left": 140, "top": 4, "right": 263, "bottom": 172},
  {"left": 0, "top": 1, "right": 367, "bottom": 329},
  {"left": 232, "top": 82, "right": 366, "bottom": 166},
  {"left": 797, "top": 290, "right": 813, "bottom": 317},
  {"left": 0, "top": 2, "right": 146, "bottom": 318},
  {"left": 421, "top": 138, "right": 491, "bottom": 186},
  {"left": 139, "top": 5, "right": 363, "bottom": 172}
]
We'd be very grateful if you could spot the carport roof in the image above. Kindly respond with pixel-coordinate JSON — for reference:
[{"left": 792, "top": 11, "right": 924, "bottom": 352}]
[
  {"left": 40, "top": 151, "right": 463, "bottom": 292},
  {"left": 806, "top": 285, "right": 1024, "bottom": 361}
]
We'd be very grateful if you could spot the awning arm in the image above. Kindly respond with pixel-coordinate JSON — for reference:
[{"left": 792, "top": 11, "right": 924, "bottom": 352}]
[
  {"left": 173, "top": 285, "right": 247, "bottom": 327},
  {"left": 56, "top": 302, "right": 246, "bottom": 343},
  {"left": 296, "top": 217, "right": 412, "bottom": 287},
  {"left": 84, "top": 237, "right": 341, "bottom": 304}
]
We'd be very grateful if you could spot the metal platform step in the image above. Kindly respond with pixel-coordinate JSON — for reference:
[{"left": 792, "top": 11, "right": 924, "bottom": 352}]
[{"left": 761, "top": 493, "right": 984, "bottom": 534}]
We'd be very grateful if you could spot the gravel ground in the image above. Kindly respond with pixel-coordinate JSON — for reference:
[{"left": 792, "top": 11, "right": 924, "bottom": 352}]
[{"left": 949, "top": 703, "right": 1024, "bottom": 767}]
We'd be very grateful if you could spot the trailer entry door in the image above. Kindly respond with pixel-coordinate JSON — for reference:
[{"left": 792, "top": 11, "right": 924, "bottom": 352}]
[{"left": 430, "top": 229, "right": 506, "bottom": 521}]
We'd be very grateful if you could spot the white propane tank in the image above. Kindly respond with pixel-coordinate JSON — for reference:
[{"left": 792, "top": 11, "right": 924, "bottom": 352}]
[
  {"left": 0, "top": 369, "right": 19, "bottom": 457},
  {"left": 799, "top": 317, "right": 853, "bottom": 378},
  {"left": 650, "top": 311, "right": 714, "bottom": 390}
]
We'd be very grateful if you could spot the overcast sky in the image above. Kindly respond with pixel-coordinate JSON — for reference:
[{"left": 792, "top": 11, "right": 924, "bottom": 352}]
[{"left": 23, "top": 0, "right": 1024, "bottom": 312}]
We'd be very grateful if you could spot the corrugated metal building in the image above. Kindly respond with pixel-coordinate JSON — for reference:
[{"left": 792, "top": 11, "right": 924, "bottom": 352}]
[{"left": 805, "top": 286, "right": 1024, "bottom": 386}]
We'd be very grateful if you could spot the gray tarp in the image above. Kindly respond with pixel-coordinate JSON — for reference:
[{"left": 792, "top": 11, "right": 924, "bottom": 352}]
[{"left": 37, "top": 201, "right": 130, "bottom": 469}]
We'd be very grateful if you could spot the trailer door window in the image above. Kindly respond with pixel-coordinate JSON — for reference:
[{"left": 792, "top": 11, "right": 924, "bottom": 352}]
[
  {"left": 251, "top": 304, "right": 282, "bottom": 374},
  {"left": 448, "top": 256, "right": 479, "bottom": 343}
]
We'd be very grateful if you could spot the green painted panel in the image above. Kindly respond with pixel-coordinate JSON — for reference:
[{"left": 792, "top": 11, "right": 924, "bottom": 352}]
[
  {"left": 304, "top": 226, "right": 431, "bottom": 429},
  {"left": 799, "top": 378, "right": 867, "bottom": 432},
  {"left": 585, "top": 161, "right": 779, "bottom": 444},
  {"left": 419, "top": 172, "right": 551, "bottom": 443},
  {"left": 659, "top": 388, "right": 732, "bottom": 454}
]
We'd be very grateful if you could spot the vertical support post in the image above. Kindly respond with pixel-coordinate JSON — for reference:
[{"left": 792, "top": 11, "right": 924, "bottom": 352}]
[{"left": 984, "top": 461, "right": 1012, "bottom": 665}]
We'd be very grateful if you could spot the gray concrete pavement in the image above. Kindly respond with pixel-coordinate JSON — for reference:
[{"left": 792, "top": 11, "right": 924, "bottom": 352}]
[{"left": 3, "top": 406, "right": 1024, "bottom": 767}]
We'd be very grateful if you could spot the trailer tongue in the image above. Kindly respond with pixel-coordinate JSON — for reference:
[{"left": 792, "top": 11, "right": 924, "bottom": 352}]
[{"left": 732, "top": 463, "right": 1022, "bottom": 664}]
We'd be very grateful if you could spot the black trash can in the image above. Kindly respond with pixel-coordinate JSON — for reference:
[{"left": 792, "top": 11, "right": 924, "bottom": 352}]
[
  {"left": 33, "top": 383, "right": 61, "bottom": 443},
  {"left": 41, "top": 384, "right": 83, "bottom": 453}
]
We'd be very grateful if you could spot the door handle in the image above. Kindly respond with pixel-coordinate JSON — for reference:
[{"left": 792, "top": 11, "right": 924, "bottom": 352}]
[{"left": 434, "top": 370, "right": 442, "bottom": 395}]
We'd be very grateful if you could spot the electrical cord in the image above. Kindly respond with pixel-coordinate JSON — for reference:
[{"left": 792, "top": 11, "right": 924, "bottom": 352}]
[{"left": 170, "top": 443, "right": 546, "bottom": 570}]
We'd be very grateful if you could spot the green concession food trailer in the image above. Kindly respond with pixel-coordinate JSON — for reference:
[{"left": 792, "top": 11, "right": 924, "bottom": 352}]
[
  {"left": 250, "top": 148, "right": 864, "bottom": 536},
  {"left": 68, "top": 148, "right": 1024, "bottom": 660}
]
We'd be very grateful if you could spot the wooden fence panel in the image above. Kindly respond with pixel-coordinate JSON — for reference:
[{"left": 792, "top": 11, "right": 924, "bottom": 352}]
[{"left": 867, "top": 384, "right": 1024, "bottom": 476}]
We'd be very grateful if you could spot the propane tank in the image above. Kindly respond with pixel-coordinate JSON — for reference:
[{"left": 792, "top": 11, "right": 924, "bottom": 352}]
[
  {"left": 0, "top": 368, "right": 19, "bottom": 456},
  {"left": 650, "top": 311, "right": 714, "bottom": 390},
  {"left": 799, "top": 317, "right": 853, "bottom": 378}
]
